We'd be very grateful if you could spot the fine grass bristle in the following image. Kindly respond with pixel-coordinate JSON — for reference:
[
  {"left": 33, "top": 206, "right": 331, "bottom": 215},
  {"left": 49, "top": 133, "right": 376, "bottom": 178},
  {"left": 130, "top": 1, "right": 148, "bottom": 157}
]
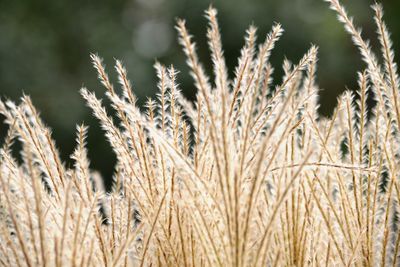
[{"left": 1, "top": 0, "right": 400, "bottom": 266}]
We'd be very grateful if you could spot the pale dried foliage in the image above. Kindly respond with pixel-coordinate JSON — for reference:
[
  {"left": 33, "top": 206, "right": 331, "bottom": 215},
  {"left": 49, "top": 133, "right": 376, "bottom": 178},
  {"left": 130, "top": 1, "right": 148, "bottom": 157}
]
[{"left": 1, "top": 1, "right": 400, "bottom": 266}]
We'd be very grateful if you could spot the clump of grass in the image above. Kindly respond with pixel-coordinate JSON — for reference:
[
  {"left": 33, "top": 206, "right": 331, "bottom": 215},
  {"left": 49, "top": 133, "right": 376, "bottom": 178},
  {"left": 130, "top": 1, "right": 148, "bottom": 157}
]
[{"left": 0, "top": 0, "right": 399, "bottom": 266}]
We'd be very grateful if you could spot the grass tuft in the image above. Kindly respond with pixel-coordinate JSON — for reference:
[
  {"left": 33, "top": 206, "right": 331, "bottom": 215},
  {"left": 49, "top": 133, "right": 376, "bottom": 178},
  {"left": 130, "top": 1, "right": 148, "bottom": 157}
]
[{"left": 1, "top": 1, "right": 400, "bottom": 266}]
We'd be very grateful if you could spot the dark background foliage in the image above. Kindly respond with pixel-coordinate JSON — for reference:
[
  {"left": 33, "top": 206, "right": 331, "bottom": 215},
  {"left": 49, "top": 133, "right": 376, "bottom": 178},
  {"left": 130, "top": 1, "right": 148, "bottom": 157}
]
[{"left": 1, "top": 0, "right": 399, "bottom": 185}]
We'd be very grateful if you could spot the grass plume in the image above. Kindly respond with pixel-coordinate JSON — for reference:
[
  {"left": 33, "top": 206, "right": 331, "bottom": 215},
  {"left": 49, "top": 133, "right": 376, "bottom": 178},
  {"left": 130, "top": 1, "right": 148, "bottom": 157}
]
[{"left": 1, "top": 1, "right": 400, "bottom": 266}]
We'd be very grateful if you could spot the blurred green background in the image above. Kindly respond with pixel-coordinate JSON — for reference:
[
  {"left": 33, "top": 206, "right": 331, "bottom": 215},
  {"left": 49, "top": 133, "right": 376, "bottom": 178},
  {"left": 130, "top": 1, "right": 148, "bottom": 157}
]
[{"left": 1, "top": 0, "right": 399, "bottom": 185}]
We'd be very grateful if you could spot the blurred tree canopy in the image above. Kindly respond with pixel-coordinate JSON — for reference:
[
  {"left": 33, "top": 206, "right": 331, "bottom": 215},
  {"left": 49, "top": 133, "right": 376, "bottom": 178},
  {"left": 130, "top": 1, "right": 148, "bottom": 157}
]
[{"left": 1, "top": 0, "right": 399, "bottom": 185}]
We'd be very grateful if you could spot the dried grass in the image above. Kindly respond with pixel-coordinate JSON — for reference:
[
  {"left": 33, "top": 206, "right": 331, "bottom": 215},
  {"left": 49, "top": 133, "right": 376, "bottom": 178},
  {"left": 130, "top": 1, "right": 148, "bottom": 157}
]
[{"left": 1, "top": 1, "right": 399, "bottom": 266}]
